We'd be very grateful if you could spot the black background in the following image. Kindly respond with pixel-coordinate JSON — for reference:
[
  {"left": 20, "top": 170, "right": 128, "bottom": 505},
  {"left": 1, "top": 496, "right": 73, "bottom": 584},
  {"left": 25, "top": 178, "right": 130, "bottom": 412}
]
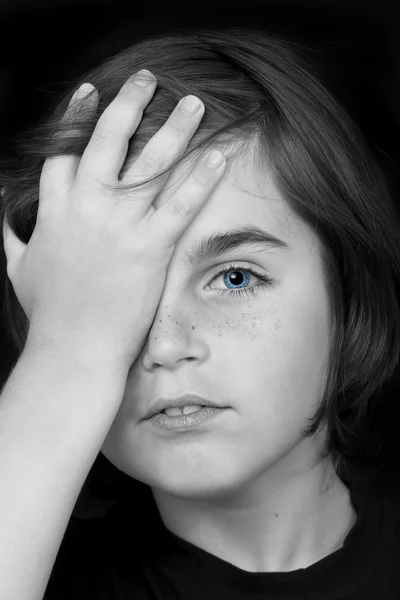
[{"left": 0, "top": 0, "right": 399, "bottom": 490}]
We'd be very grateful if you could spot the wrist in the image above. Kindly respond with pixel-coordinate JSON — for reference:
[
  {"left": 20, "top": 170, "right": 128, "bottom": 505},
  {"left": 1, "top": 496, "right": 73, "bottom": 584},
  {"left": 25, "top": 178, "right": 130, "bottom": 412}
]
[{"left": 24, "top": 322, "right": 130, "bottom": 379}]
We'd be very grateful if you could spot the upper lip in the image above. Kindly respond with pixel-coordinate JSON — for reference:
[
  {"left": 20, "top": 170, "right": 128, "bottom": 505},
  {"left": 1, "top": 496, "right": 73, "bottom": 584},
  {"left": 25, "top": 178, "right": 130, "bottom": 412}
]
[{"left": 143, "top": 394, "right": 228, "bottom": 420}]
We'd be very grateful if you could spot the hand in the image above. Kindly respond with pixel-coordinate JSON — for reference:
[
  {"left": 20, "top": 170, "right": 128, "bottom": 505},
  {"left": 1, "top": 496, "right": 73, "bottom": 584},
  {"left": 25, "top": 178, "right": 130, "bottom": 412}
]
[{"left": 2, "top": 70, "right": 226, "bottom": 370}]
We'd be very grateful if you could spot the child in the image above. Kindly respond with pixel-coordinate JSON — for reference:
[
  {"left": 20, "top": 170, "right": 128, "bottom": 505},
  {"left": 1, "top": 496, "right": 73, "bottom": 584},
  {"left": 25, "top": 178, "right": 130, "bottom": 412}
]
[{"left": 1, "top": 27, "right": 400, "bottom": 600}]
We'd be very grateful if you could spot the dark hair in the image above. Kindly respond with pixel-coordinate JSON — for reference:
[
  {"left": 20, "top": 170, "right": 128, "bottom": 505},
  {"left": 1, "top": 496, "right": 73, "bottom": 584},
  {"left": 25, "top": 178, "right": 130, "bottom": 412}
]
[{"left": 1, "top": 27, "right": 399, "bottom": 503}]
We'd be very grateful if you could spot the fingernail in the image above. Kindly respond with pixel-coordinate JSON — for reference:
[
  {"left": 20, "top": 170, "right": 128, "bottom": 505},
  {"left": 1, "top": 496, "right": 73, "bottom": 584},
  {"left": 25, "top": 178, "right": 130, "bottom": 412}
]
[
  {"left": 71, "top": 83, "right": 94, "bottom": 103},
  {"left": 134, "top": 69, "right": 156, "bottom": 87},
  {"left": 180, "top": 95, "right": 202, "bottom": 114},
  {"left": 205, "top": 150, "right": 224, "bottom": 169}
]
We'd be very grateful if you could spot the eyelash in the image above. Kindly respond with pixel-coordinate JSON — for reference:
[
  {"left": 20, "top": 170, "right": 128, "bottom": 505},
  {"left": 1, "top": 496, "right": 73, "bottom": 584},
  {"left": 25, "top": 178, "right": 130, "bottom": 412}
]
[{"left": 207, "top": 263, "right": 275, "bottom": 300}]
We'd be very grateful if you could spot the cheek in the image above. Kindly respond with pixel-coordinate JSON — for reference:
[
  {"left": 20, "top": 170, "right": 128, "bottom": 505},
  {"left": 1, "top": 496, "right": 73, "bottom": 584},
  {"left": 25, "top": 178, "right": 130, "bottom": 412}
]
[{"left": 228, "top": 290, "right": 331, "bottom": 421}]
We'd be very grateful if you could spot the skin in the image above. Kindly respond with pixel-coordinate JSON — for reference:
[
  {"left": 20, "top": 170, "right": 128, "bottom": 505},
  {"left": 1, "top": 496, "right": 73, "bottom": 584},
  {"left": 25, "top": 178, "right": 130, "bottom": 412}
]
[{"left": 101, "top": 145, "right": 358, "bottom": 573}]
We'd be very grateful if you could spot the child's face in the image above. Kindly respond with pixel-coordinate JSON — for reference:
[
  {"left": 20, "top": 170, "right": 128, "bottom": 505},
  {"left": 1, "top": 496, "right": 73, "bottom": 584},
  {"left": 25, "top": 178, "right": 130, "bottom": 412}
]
[{"left": 101, "top": 146, "right": 333, "bottom": 499}]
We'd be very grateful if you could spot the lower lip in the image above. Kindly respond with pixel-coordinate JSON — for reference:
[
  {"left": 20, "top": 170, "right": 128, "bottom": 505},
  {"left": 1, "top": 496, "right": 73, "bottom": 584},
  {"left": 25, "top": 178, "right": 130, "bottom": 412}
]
[{"left": 147, "top": 406, "right": 228, "bottom": 430}]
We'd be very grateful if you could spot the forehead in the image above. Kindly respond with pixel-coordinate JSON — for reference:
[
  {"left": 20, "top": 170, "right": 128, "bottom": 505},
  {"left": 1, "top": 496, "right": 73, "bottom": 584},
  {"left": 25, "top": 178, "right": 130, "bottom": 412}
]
[{"left": 152, "top": 147, "right": 308, "bottom": 251}]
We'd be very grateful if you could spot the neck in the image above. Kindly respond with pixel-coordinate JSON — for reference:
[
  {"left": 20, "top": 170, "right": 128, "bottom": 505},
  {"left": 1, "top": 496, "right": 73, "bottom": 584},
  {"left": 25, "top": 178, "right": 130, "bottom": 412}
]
[{"left": 152, "top": 458, "right": 358, "bottom": 573}]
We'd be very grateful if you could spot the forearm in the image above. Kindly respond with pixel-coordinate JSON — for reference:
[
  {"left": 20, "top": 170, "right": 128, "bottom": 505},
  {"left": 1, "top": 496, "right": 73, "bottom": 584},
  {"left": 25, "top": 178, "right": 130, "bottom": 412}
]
[{"left": 0, "top": 338, "right": 128, "bottom": 600}]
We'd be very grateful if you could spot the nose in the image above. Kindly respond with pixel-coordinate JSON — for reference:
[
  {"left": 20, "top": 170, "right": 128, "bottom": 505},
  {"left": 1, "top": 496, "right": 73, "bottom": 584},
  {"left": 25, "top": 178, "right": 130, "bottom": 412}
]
[{"left": 141, "top": 310, "right": 207, "bottom": 371}]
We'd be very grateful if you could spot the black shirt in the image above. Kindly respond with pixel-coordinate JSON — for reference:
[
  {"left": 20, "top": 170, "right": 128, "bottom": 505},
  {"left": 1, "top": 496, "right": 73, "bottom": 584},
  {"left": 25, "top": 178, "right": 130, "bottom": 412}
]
[{"left": 44, "top": 484, "right": 400, "bottom": 599}]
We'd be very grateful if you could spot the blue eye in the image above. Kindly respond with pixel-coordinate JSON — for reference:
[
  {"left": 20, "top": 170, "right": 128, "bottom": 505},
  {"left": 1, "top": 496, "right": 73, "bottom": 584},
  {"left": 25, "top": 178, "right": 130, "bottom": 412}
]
[{"left": 208, "top": 263, "right": 275, "bottom": 300}]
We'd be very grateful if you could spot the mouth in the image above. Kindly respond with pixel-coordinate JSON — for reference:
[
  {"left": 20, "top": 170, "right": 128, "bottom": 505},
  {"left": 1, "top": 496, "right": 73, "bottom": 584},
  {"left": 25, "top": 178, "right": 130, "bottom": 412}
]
[
  {"left": 148, "top": 404, "right": 215, "bottom": 419},
  {"left": 143, "top": 394, "right": 229, "bottom": 421},
  {"left": 145, "top": 404, "right": 230, "bottom": 430},
  {"left": 157, "top": 405, "right": 207, "bottom": 415}
]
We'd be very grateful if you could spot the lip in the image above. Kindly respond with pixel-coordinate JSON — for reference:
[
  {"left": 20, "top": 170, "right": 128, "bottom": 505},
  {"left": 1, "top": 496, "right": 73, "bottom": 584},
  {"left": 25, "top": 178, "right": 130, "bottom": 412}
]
[
  {"left": 143, "top": 393, "right": 229, "bottom": 420},
  {"left": 148, "top": 406, "right": 228, "bottom": 431}
]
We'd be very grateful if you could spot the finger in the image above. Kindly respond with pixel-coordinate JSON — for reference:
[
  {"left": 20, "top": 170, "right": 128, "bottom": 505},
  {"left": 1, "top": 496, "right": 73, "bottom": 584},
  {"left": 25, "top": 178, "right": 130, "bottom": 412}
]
[
  {"left": 151, "top": 150, "right": 226, "bottom": 247},
  {"left": 76, "top": 71, "right": 157, "bottom": 186},
  {"left": 3, "top": 216, "right": 27, "bottom": 278},
  {"left": 39, "top": 83, "right": 98, "bottom": 202},
  {"left": 119, "top": 95, "right": 205, "bottom": 202}
]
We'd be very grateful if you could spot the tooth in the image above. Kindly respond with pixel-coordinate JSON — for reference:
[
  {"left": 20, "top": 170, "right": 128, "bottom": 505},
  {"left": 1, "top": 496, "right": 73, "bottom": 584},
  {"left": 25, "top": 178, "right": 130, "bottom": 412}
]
[
  {"left": 182, "top": 404, "right": 204, "bottom": 415},
  {"left": 164, "top": 407, "right": 183, "bottom": 416},
  {"left": 163, "top": 404, "right": 204, "bottom": 417}
]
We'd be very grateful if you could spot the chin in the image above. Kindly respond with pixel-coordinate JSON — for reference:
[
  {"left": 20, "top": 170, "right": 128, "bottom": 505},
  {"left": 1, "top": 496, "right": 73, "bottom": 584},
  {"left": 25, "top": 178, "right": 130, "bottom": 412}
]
[{"left": 148, "top": 468, "right": 251, "bottom": 502}]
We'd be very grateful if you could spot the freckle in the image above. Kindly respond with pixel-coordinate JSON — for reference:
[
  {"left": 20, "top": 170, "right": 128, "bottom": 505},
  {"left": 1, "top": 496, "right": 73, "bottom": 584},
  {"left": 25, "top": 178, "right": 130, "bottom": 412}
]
[
  {"left": 175, "top": 321, "right": 178, "bottom": 325},
  {"left": 192, "top": 325, "right": 196, "bottom": 330},
  {"left": 275, "top": 513, "right": 279, "bottom": 518}
]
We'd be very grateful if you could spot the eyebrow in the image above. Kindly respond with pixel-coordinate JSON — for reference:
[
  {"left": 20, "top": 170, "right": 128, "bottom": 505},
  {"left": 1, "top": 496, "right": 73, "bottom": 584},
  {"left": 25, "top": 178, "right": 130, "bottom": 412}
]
[{"left": 184, "top": 225, "right": 292, "bottom": 270}]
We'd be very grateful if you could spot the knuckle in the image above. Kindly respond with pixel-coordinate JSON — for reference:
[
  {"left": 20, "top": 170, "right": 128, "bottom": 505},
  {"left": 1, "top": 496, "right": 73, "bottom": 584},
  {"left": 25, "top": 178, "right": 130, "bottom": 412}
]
[
  {"left": 171, "top": 197, "right": 191, "bottom": 218},
  {"left": 168, "top": 112, "right": 190, "bottom": 133},
  {"left": 91, "top": 126, "right": 117, "bottom": 148},
  {"left": 94, "top": 109, "right": 126, "bottom": 144},
  {"left": 137, "top": 151, "right": 162, "bottom": 173},
  {"left": 118, "top": 83, "right": 137, "bottom": 100},
  {"left": 118, "top": 87, "right": 146, "bottom": 108}
]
